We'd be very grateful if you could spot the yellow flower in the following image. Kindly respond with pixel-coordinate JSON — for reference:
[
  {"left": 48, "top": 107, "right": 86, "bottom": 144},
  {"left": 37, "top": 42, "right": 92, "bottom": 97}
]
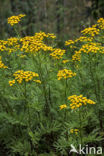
[
  {"left": 62, "top": 60, "right": 69, "bottom": 64},
  {"left": 75, "top": 36, "right": 93, "bottom": 43},
  {"left": 70, "top": 129, "right": 74, "bottom": 133},
  {"left": 72, "top": 42, "right": 104, "bottom": 62},
  {"left": 65, "top": 40, "right": 74, "bottom": 46},
  {"left": 57, "top": 69, "right": 76, "bottom": 80},
  {"left": 33, "top": 80, "right": 41, "bottom": 84},
  {"left": 59, "top": 104, "right": 67, "bottom": 110},
  {"left": 20, "top": 32, "right": 54, "bottom": 54},
  {"left": 70, "top": 129, "right": 79, "bottom": 135},
  {"left": 72, "top": 51, "right": 81, "bottom": 62},
  {"left": 68, "top": 95, "right": 95, "bottom": 110},
  {"left": 0, "top": 31, "right": 56, "bottom": 55},
  {"left": 81, "top": 27, "right": 99, "bottom": 37},
  {"left": 97, "top": 18, "right": 104, "bottom": 30},
  {"left": 9, "top": 70, "right": 39, "bottom": 85},
  {"left": 50, "top": 48, "right": 65, "bottom": 59},
  {"left": 0, "top": 56, "right": 8, "bottom": 69},
  {"left": 8, "top": 14, "right": 26, "bottom": 26},
  {"left": 9, "top": 80, "right": 15, "bottom": 86},
  {"left": 79, "top": 42, "right": 103, "bottom": 54}
]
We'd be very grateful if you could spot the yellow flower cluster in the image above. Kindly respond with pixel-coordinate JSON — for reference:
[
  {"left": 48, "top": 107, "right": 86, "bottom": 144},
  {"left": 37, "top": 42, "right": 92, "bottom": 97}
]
[
  {"left": 79, "top": 42, "right": 104, "bottom": 54},
  {"left": 62, "top": 59, "right": 69, "bottom": 64},
  {"left": 65, "top": 36, "right": 93, "bottom": 49},
  {"left": 0, "top": 40, "right": 7, "bottom": 52},
  {"left": 7, "top": 37, "right": 19, "bottom": 46},
  {"left": 50, "top": 48, "right": 65, "bottom": 59},
  {"left": 75, "top": 36, "right": 93, "bottom": 43},
  {"left": 65, "top": 39, "right": 77, "bottom": 48},
  {"left": 72, "top": 41, "right": 104, "bottom": 62},
  {"left": 9, "top": 80, "right": 15, "bottom": 86},
  {"left": 70, "top": 129, "right": 79, "bottom": 135},
  {"left": 57, "top": 69, "right": 76, "bottom": 80},
  {"left": 0, "top": 32, "right": 57, "bottom": 56},
  {"left": 34, "top": 32, "right": 56, "bottom": 40},
  {"left": 33, "top": 80, "right": 41, "bottom": 84},
  {"left": 0, "top": 38, "right": 20, "bottom": 53},
  {"left": 7, "top": 37, "right": 20, "bottom": 53},
  {"left": 0, "top": 56, "right": 8, "bottom": 69},
  {"left": 97, "top": 18, "right": 104, "bottom": 30},
  {"left": 65, "top": 40, "right": 74, "bottom": 46},
  {"left": 46, "top": 33, "right": 56, "bottom": 39},
  {"left": 72, "top": 51, "right": 81, "bottom": 62},
  {"left": 8, "top": 14, "right": 26, "bottom": 26},
  {"left": 81, "top": 27, "right": 99, "bottom": 37},
  {"left": 20, "top": 32, "right": 54, "bottom": 53},
  {"left": 68, "top": 95, "right": 95, "bottom": 109},
  {"left": 9, "top": 70, "right": 39, "bottom": 86},
  {"left": 65, "top": 17, "right": 104, "bottom": 63},
  {"left": 59, "top": 104, "right": 67, "bottom": 110}
]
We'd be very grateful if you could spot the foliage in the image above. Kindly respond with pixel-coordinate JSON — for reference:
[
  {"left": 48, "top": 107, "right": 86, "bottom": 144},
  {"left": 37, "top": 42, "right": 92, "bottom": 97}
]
[{"left": 0, "top": 14, "right": 104, "bottom": 156}]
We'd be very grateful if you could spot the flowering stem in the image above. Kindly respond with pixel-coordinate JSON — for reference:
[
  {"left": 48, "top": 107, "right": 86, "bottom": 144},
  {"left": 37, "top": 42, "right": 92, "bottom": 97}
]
[
  {"left": 88, "top": 54, "right": 98, "bottom": 100},
  {"left": 24, "top": 82, "right": 31, "bottom": 129},
  {"left": 88, "top": 54, "right": 103, "bottom": 129},
  {"left": 37, "top": 53, "right": 49, "bottom": 116},
  {"left": 14, "top": 25, "right": 20, "bottom": 38},
  {"left": 64, "top": 79, "right": 67, "bottom": 123},
  {"left": 65, "top": 79, "right": 67, "bottom": 103},
  {"left": 79, "top": 109, "right": 83, "bottom": 146}
]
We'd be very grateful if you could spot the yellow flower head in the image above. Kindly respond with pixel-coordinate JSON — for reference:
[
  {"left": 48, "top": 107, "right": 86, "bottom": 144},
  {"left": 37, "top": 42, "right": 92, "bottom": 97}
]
[
  {"left": 33, "top": 80, "right": 41, "bottom": 84},
  {"left": 65, "top": 40, "right": 74, "bottom": 46},
  {"left": 8, "top": 14, "right": 26, "bottom": 26},
  {"left": 20, "top": 32, "right": 53, "bottom": 54},
  {"left": 0, "top": 40, "right": 7, "bottom": 52},
  {"left": 0, "top": 56, "right": 8, "bottom": 69},
  {"left": 75, "top": 36, "right": 93, "bottom": 43},
  {"left": 50, "top": 48, "right": 65, "bottom": 59},
  {"left": 70, "top": 129, "right": 79, "bottom": 135},
  {"left": 9, "top": 80, "right": 15, "bottom": 86},
  {"left": 68, "top": 95, "right": 95, "bottom": 110},
  {"left": 62, "top": 59, "right": 69, "bottom": 64},
  {"left": 79, "top": 42, "right": 104, "bottom": 54},
  {"left": 97, "top": 18, "right": 104, "bottom": 30},
  {"left": 59, "top": 104, "right": 67, "bottom": 110},
  {"left": 81, "top": 27, "right": 99, "bottom": 37},
  {"left": 9, "top": 70, "right": 39, "bottom": 86},
  {"left": 57, "top": 69, "right": 76, "bottom": 80},
  {"left": 72, "top": 51, "right": 81, "bottom": 62}
]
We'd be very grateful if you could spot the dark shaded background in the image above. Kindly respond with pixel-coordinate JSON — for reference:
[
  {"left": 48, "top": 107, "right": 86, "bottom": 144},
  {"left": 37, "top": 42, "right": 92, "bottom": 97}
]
[{"left": 0, "top": 0, "right": 104, "bottom": 40}]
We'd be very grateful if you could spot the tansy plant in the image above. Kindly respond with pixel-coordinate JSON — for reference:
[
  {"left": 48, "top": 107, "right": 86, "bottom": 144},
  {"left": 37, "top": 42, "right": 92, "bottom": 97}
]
[
  {"left": 57, "top": 69, "right": 76, "bottom": 80},
  {"left": 68, "top": 95, "right": 95, "bottom": 110},
  {"left": 59, "top": 95, "right": 95, "bottom": 110},
  {"left": 59, "top": 95, "right": 96, "bottom": 147},
  {"left": 8, "top": 14, "right": 26, "bottom": 26},
  {"left": 0, "top": 15, "right": 103, "bottom": 156},
  {"left": 9, "top": 70, "right": 41, "bottom": 86}
]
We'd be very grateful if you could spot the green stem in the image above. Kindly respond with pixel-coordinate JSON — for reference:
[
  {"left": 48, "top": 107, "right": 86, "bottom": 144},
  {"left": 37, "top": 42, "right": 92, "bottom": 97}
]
[
  {"left": 89, "top": 54, "right": 103, "bottom": 130},
  {"left": 14, "top": 25, "right": 20, "bottom": 38},
  {"left": 64, "top": 79, "right": 67, "bottom": 121},
  {"left": 65, "top": 79, "right": 67, "bottom": 103},
  {"left": 37, "top": 53, "right": 49, "bottom": 116},
  {"left": 79, "top": 109, "right": 83, "bottom": 146},
  {"left": 24, "top": 82, "right": 31, "bottom": 129},
  {"left": 88, "top": 54, "right": 98, "bottom": 100}
]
